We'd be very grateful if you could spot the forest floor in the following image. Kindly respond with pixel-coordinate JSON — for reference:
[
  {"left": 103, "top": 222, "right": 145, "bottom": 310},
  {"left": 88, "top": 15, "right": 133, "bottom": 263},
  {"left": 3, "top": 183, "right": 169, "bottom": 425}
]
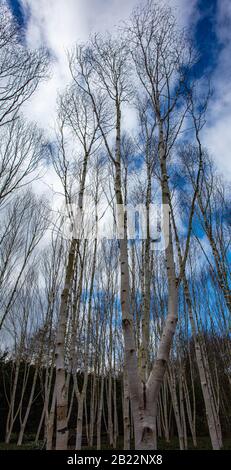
[{"left": 0, "top": 436, "right": 231, "bottom": 450}]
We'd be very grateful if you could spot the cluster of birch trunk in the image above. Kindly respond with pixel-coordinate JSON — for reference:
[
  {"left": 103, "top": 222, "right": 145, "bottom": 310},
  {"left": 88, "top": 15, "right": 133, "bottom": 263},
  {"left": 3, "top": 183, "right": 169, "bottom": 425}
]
[{"left": 0, "top": 0, "right": 230, "bottom": 451}]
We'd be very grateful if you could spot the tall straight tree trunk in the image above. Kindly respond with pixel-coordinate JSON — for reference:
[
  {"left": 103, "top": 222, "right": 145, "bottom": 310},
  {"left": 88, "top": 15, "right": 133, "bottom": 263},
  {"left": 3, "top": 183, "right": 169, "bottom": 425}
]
[
  {"left": 75, "top": 396, "right": 84, "bottom": 450},
  {"left": 123, "top": 370, "right": 130, "bottom": 450},
  {"left": 74, "top": 236, "right": 97, "bottom": 450},
  {"left": 46, "top": 382, "right": 56, "bottom": 450},
  {"left": 140, "top": 167, "right": 151, "bottom": 382},
  {"left": 179, "top": 368, "right": 188, "bottom": 449},
  {"left": 112, "top": 103, "right": 179, "bottom": 450},
  {"left": 55, "top": 238, "right": 77, "bottom": 450},
  {"left": 184, "top": 278, "right": 222, "bottom": 449},
  {"left": 107, "top": 369, "right": 113, "bottom": 447},
  {"left": 17, "top": 366, "right": 38, "bottom": 445},
  {"left": 89, "top": 372, "right": 97, "bottom": 447},
  {"left": 35, "top": 406, "right": 45, "bottom": 445},
  {"left": 97, "top": 318, "right": 106, "bottom": 450},
  {"left": 97, "top": 375, "right": 104, "bottom": 450},
  {"left": 113, "top": 375, "right": 118, "bottom": 448},
  {"left": 5, "top": 359, "right": 21, "bottom": 443},
  {"left": 182, "top": 369, "right": 197, "bottom": 447},
  {"left": 167, "top": 367, "right": 184, "bottom": 450},
  {"left": 139, "top": 120, "right": 179, "bottom": 449},
  {"left": 162, "top": 376, "right": 170, "bottom": 443},
  {"left": 55, "top": 138, "right": 90, "bottom": 450}
]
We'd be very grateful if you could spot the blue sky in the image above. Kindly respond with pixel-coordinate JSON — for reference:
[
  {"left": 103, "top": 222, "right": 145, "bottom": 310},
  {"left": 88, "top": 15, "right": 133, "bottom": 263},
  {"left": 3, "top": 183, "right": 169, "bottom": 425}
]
[
  {"left": 8, "top": 0, "right": 21, "bottom": 17},
  {"left": 194, "top": 0, "right": 219, "bottom": 76},
  {"left": 6, "top": 0, "right": 231, "bottom": 179}
]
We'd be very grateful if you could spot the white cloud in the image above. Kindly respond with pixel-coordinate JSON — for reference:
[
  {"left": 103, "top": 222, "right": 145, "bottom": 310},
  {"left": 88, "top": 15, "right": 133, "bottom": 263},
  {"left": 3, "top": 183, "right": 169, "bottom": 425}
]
[
  {"left": 202, "top": 0, "right": 231, "bottom": 180},
  {"left": 20, "top": 0, "right": 197, "bottom": 130},
  {"left": 20, "top": 0, "right": 142, "bottom": 129}
]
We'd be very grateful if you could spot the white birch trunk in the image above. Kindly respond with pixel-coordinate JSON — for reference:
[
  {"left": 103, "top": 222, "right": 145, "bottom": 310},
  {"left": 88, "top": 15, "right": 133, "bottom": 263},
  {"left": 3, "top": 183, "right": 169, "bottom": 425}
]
[
  {"left": 17, "top": 367, "right": 38, "bottom": 445},
  {"left": 123, "top": 370, "right": 130, "bottom": 450},
  {"left": 184, "top": 279, "right": 222, "bottom": 449}
]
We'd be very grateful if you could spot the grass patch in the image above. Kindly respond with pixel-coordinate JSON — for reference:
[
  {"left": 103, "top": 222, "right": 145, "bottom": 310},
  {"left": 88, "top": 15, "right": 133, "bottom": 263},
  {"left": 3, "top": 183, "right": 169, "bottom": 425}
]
[
  {"left": 0, "top": 436, "right": 230, "bottom": 450},
  {"left": 0, "top": 442, "right": 41, "bottom": 450}
]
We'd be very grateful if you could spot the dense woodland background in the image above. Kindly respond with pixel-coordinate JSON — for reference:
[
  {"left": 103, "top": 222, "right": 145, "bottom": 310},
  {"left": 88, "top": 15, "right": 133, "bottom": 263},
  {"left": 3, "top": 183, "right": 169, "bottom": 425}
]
[{"left": 0, "top": 0, "right": 230, "bottom": 450}]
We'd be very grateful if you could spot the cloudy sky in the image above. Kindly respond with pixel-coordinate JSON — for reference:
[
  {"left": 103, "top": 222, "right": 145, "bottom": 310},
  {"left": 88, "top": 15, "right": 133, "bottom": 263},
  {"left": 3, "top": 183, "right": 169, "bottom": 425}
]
[{"left": 7, "top": 0, "right": 231, "bottom": 179}]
